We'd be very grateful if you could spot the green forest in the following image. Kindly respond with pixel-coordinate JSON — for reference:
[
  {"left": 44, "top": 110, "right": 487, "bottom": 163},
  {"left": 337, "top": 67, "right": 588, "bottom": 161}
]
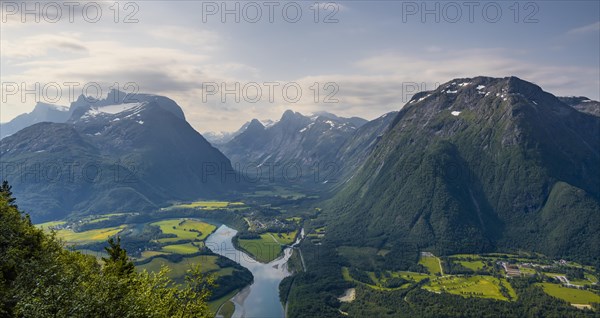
[{"left": 0, "top": 182, "right": 214, "bottom": 318}]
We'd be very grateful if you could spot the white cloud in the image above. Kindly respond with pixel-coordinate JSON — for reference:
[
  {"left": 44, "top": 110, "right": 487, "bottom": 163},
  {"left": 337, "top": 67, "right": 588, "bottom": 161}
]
[{"left": 567, "top": 21, "right": 600, "bottom": 35}]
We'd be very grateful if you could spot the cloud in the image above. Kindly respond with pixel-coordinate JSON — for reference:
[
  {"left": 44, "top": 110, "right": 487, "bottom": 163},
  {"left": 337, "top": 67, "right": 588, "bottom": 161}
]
[
  {"left": 567, "top": 21, "right": 600, "bottom": 35},
  {"left": 1, "top": 34, "right": 89, "bottom": 58}
]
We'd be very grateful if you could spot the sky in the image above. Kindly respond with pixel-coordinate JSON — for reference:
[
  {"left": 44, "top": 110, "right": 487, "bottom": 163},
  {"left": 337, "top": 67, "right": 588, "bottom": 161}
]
[{"left": 1, "top": 0, "right": 599, "bottom": 133}]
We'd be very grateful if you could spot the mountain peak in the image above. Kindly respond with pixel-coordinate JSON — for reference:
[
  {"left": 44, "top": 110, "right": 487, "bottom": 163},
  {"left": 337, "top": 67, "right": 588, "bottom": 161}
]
[
  {"left": 281, "top": 109, "right": 302, "bottom": 121},
  {"left": 247, "top": 118, "right": 265, "bottom": 130}
]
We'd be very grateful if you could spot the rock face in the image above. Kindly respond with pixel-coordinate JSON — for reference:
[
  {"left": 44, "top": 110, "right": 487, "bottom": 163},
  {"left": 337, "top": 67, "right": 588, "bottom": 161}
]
[
  {"left": 326, "top": 76, "right": 600, "bottom": 267},
  {"left": 219, "top": 110, "right": 370, "bottom": 186},
  {"left": 0, "top": 91, "right": 236, "bottom": 221}
]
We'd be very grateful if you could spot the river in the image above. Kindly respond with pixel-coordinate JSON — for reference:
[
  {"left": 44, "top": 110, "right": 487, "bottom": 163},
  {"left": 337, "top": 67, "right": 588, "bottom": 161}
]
[{"left": 205, "top": 224, "right": 303, "bottom": 318}]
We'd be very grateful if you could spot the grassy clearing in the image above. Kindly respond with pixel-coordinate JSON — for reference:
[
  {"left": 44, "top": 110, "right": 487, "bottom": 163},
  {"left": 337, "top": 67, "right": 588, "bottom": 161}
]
[
  {"left": 36, "top": 220, "right": 66, "bottom": 229},
  {"left": 394, "top": 271, "right": 431, "bottom": 283},
  {"left": 341, "top": 267, "right": 352, "bottom": 282},
  {"left": 424, "top": 276, "right": 515, "bottom": 301},
  {"left": 161, "top": 243, "right": 202, "bottom": 254},
  {"left": 451, "top": 254, "right": 483, "bottom": 259},
  {"left": 519, "top": 267, "right": 537, "bottom": 275},
  {"left": 419, "top": 256, "right": 442, "bottom": 275},
  {"left": 458, "top": 260, "right": 485, "bottom": 271},
  {"left": 270, "top": 231, "right": 297, "bottom": 245},
  {"left": 584, "top": 273, "right": 598, "bottom": 284},
  {"left": 169, "top": 201, "right": 244, "bottom": 210},
  {"left": 537, "top": 283, "right": 600, "bottom": 305},
  {"left": 151, "top": 219, "right": 216, "bottom": 243},
  {"left": 238, "top": 234, "right": 282, "bottom": 263},
  {"left": 341, "top": 268, "right": 416, "bottom": 291},
  {"left": 55, "top": 226, "right": 125, "bottom": 244},
  {"left": 137, "top": 255, "right": 221, "bottom": 280},
  {"left": 237, "top": 230, "right": 296, "bottom": 263}
]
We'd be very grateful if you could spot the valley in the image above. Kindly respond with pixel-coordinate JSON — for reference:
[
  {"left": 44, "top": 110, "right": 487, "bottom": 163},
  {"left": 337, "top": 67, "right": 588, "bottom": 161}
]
[
  {"left": 35, "top": 195, "right": 307, "bottom": 318},
  {"left": 5, "top": 76, "right": 600, "bottom": 317}
]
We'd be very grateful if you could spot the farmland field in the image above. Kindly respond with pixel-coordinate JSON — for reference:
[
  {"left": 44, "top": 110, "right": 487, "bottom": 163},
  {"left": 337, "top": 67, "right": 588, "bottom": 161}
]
[
  {"left": 137, "top": 254, "right": 222, "bottom": 279},
  {"left": 424, "top": 275, "right": 516, "bottom": 301},
  {"left": 151, "top": 219, "right": 216, "bottom": 243},
  {"left": 55, "top": 226, "right": 125, "bottom": 244},
  {"left": 237, "top": 233, "right": 283, "bottom": 263},
  {"left": 161, "top": 242, "right": 202, "bottom": 254},
  {"left": 269, "top": 230, "right": 297, "bottom": 245},
  {"left": 36, "top": 220, "right": 66, "bottom": 229},
  {"left": 419, "top": 255, "right": 442, "bottom": 275},
  {"left": 167, "top": 201, "right": 244, "bottom": 210},
  {"left": 457, "top": 260, "right": 485, "bottom": 271},
  {"left": 537, "top": 283, "right": 600, "bottom": 305}
]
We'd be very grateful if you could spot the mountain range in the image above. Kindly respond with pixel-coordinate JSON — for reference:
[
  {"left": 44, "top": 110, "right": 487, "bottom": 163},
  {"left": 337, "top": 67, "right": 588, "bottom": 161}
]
[
  {"left": 324, "top": 76, "right": 600, "bottom": 266},
  {"left": 0, "top": 90, "right": 236, "bottom": 221}
]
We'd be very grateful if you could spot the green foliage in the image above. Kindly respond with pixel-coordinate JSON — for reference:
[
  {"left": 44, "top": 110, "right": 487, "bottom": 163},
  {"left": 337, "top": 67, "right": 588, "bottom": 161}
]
[
  {"left": 103, "top": 237, "right": 135, "bottom": 277},
  {"left": 0, "top": 187, "right": 214, "bottom": 317},
  {"left": 0, "top": 180, "right": 17, "bottom": 208}
]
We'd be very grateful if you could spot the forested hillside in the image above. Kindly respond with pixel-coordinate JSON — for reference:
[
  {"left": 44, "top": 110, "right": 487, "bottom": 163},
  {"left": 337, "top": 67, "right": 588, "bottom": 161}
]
[{"left": 0, "top": 182, "right": 213, "bottom": 317}]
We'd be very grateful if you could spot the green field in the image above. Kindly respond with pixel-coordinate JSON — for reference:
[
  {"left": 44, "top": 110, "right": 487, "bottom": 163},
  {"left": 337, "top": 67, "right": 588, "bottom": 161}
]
[
  {"left": 424, "top": 276, "right": 516, "bottom": 301},
  {"left": 237, "top": 230, "right": 297, "bottom": 263},
  {"left": 537, "top": 283, "right": 600, "bottom": 305},
  {"left": 393, "top": 271, "right": 431, "bottom": 283},
  {"left": 161, "top": 242, "right": 202, "bottom": 254},
  {"left": 168, "top": 201, "right": 244, "bottom": 210},
  {"left": 238, "top": 234, "right": 283, "bottom": 263},
  {"left": 151, "top": 219, "right": 216, "bottom": 243},
  {"left": 585, "top": 273, "right": 599, "bottom": 284},
  {"left": 137, "top": 255, "right": 221, "bottom": 280},
  {"left": 457, "top": 260, "right": 485, "bottom": 271},
  {"left": 270, "top": 231, "right": 297, "bottom": 245},
  {"left": 55, "top": 226, "right": 125, "bottom": 244},
  {"left": 342, "top": 268, "right": 429, "bottom": 291},
  {"left": 419, "top": 255, "right": 442, "bottom": 275},
  {"left": 36, "top": 220, "right": 66, "bottom": 229}
]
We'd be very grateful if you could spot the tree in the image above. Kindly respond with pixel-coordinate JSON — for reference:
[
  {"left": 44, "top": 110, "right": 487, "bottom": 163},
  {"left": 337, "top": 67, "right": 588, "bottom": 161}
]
[
  {"left": 1, "top": 193, "right": 214, "bottom": 317},
  {"left": 0, "top": 180, "right": 17, "bottom": 208},
  {"left": 103, "top": 236, "right": 135, "bottom": 277}
]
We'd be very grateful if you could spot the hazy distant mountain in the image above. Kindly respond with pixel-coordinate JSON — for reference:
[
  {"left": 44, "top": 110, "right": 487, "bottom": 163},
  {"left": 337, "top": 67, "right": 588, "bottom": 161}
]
[
  {"left": 558, "top": 96, "right": 600, "bottom": 116},
  {"left": 326, "top": 76, "right": 600, "bottom": 266},
  {"left": 219, "top": 110, "right": 368, "bottom": 185},
  {"left": 0, "top": 91, "right": 236, "bottom": 221},
  {"left": 0, "top": 102, "right": 71, "bottom": 139}
]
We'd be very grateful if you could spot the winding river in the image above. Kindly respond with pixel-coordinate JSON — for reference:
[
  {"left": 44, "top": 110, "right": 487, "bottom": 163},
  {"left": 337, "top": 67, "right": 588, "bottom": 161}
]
[{"left": 205, "top": 224, "right": 303, "bottom": 318}]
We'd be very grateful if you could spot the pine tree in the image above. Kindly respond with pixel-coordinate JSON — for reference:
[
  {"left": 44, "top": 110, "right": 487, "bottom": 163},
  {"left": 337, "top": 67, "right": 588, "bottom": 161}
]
[
  {"left": 102, "top": 236, "right": 135, "bottom": 276},
  {"left": 0, "top": 180, "right": 17, "bottom": 208}
]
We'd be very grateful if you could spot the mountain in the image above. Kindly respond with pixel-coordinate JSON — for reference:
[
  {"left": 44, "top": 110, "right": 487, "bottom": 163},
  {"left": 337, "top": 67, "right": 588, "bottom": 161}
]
[
  {"left": 325, "top": 76, "right": 600, "bottom": 267},
  {"left": 333, "top": 111, "right": 398, "bottom": 185},
  {"left": 0, "top": 91, "right": 236, "bottom": 221},
  {"left": 558, "top": 96, "right": 600, "bottom": 116},
  {"left": 202, "top": 119, "right": 273, "bottom": 146},
  {"left": 0, "top": 102, "right": 71, "bottom": 139},
  {"left": 219, "top": 110, "right": 368, "bottom": 185}
]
